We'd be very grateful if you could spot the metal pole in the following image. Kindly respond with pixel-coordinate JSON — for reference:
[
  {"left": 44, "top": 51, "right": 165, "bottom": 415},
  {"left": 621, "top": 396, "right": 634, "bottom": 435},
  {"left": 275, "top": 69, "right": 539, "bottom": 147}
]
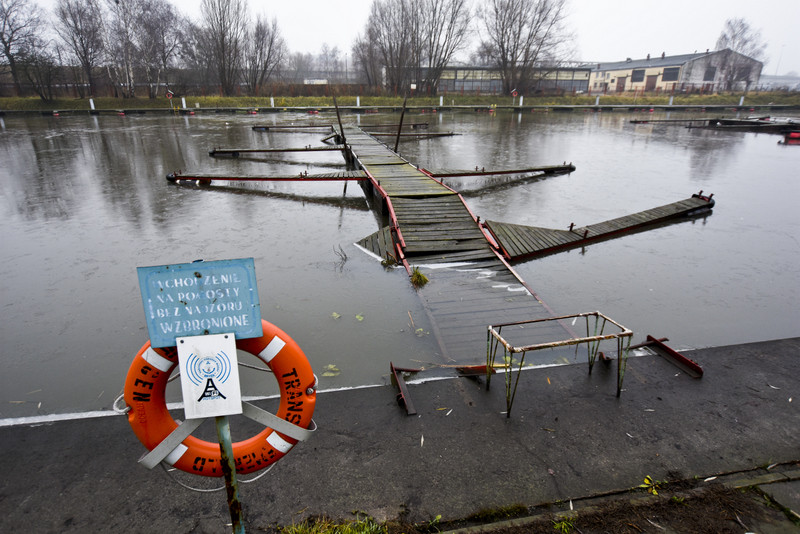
[
  {"left": 394, "top": 93, "right": 409, "bottom": 153},
  {"left": 216, "top": 416, "right": 246, "bottom": 534},
  {"left": 332, "top": 92, "right": 347, "bottom": 146},
  {"left": 332, "top": 93, "right": 351, "bottom": 167}
]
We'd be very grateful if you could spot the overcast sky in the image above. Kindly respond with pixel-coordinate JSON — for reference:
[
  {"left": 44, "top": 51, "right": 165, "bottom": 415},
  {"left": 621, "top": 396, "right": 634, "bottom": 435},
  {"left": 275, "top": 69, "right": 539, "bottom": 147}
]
[
  {"left": 44, "top": 0, "right": 800, "bottom": 75},
  {"left": 196, "top": 0, "right": 800, "bottom": 75}
]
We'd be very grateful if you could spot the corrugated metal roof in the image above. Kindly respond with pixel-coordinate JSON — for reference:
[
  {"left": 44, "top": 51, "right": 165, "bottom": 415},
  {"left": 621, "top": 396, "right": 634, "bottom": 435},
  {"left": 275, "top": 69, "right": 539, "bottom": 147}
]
[{"left": 593, "top": 52, "right": 712, "bottom": 71}]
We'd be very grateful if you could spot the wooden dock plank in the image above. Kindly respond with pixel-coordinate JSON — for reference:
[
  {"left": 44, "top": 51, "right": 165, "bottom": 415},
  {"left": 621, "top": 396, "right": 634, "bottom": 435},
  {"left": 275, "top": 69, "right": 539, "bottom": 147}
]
[
  {"left": 486, "top": 195, "right": 714, "bottom": 261},
  {"left": 406, "top": 250, "right": 499, "bottom": 264}
]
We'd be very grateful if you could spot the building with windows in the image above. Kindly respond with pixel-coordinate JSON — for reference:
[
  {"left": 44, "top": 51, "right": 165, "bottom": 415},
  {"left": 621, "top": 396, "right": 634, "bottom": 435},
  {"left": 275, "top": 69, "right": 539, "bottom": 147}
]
[
  {"left": 590, "top": 49, "right": 763, "bottom": 94},
  {"left": 436, "top": 65, "right": 591, "bottom": 95}
]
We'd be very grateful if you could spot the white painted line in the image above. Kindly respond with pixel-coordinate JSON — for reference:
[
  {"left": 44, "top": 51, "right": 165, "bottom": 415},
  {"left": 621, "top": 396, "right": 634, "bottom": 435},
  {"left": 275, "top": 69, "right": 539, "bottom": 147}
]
[{"left": 0, "top": 352, "right": 661, "bottom": 428}]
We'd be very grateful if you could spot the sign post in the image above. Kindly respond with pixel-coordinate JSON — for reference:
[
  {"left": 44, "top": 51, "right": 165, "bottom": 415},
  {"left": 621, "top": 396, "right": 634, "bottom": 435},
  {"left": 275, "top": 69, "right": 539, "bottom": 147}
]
[{"left": 137, "top": 258, "right": 262, "bottom": 533}]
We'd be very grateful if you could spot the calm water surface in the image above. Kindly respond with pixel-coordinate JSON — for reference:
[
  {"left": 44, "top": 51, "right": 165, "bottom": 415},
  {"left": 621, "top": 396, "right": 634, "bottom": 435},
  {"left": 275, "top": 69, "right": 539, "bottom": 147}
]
[{"left": 1, "top": 109, "right": 798, "bottom": 417}]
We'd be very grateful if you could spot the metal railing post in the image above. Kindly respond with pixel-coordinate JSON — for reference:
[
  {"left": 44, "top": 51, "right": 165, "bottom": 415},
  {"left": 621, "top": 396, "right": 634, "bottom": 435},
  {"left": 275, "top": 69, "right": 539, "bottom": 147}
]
[{"left": 216, "top": 416, "right": 246, "bottom": 534}]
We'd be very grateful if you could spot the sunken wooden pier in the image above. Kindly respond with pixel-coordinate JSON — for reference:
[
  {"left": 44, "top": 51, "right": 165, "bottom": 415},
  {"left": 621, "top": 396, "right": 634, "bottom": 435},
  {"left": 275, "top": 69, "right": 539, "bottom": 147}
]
[
  {"left": 346, "top": 127, "right": 578, "bottom": 363},
  {"left": 166, "top": 170, "right": 367, "bottom": 183},
  {"left": 170, "top": 124, "right": 714, "bottom": 368},
  {"left": 346, "top": 126, "right": 714, "bottom": 363}
]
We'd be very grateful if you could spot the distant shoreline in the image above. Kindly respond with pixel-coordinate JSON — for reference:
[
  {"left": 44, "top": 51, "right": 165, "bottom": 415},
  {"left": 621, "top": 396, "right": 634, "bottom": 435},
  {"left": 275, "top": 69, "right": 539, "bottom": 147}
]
[{"left": 2, "top": 92, "right": 800, "bottom": 115}]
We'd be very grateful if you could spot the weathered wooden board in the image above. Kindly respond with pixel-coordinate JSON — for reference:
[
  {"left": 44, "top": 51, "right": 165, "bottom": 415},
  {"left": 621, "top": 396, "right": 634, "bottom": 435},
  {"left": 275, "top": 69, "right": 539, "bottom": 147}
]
[{"left": 486, "top": 196, "right": 714, "bottom": 261}]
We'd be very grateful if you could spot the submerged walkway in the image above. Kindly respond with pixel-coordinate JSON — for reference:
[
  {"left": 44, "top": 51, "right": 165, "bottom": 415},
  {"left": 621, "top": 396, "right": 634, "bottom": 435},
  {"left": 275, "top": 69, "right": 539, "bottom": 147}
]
[
  {"left": 347, "top": 127, "right": 714, "bottom": 365},
  {"left": 172, "top": 125, "right": 713, "bottom": 367},
  {"left": 347, "top": 127, "right": 567, "bottom": 363}
]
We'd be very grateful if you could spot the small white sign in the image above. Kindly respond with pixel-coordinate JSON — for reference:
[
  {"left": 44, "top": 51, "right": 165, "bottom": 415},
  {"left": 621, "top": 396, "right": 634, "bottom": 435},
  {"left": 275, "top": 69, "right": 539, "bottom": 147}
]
[{"left": 176, "top": 333, "right": 242, "bottom": 419}]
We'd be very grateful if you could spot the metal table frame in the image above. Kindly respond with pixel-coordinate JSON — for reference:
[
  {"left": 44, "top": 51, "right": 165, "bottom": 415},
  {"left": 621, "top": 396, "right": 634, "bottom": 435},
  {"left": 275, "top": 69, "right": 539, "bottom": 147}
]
[{"left": 487, "top": 311, "right": 633, "bottom": 417}]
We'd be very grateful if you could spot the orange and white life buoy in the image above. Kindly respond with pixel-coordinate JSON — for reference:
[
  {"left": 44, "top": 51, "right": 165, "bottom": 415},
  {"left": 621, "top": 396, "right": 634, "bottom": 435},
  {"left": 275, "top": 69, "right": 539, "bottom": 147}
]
[{"left": 123, "top": 319, "right": 316, "bottom": 477}]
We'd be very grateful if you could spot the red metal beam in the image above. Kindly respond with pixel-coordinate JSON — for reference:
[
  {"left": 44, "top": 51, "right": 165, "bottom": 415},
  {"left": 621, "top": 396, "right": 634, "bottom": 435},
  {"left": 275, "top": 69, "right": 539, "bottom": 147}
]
[
  {"left": 646, "top": 335, "right": 703, "bottom": 378},
  {"left": 390, "top": 362, "right": 417, "bottom": 415},
  {"left": 166, "top": 173, "right": 366, "bottom": 183}
]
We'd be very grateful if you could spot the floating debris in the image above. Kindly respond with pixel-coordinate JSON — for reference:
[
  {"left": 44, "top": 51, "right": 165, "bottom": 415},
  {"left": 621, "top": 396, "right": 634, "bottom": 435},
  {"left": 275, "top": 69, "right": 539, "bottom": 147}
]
[{"left": 321, "top": 364, "right": 341, "bottom": 377}]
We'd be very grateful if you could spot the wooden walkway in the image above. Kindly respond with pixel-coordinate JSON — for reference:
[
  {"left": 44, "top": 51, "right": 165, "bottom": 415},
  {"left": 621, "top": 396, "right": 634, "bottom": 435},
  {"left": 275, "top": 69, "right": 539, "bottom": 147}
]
[
  {"left": 171, "top": 124, "right": 715, "bottom": 367},
  {"left": 346, "top": 127, "right": 572, "bottom": 363},
  {"left": 347, "top": 126, "right": 494, "bottom": 265},
  {"left": 485, "top": 195, "right": 715, "bottom": 261},
  {"left": 209, "top": 146, "right": 346, "bottom": 157},
  {"left": 345, "top": 127, "right": 715, "bottom": 364},
  {"left": 166, "top": 170, "right": 367, "bottom": 183}
]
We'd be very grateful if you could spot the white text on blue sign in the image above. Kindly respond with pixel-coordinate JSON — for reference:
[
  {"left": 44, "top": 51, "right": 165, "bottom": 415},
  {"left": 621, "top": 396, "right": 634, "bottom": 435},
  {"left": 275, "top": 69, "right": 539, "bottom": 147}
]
[{"left": 137, "top": 258, "right": 262, "bottom": 347}]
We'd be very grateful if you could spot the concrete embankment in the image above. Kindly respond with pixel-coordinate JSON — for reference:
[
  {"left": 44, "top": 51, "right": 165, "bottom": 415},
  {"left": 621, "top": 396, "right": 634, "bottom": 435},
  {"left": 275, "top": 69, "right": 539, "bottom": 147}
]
[{"left": 1, "top": 338, "right": 798, "bottom": 532}]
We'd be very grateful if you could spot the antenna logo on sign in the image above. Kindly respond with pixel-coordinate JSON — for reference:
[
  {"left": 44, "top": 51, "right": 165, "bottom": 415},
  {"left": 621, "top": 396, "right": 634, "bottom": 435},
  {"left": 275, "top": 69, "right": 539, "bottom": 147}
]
[
  {"left": 177, "top": 333, "right": 242, "bottom": 419},
  {"left": 187, "top": 350, "right": 232, "bottom": 401}
]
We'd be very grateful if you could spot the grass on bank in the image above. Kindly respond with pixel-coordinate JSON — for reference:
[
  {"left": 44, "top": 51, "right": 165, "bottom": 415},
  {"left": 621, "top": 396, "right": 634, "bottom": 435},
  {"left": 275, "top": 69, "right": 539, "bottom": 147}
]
[
  {"left": 279, "top": 515, "right": 388, "bottom": 534},
  {"left": 2, "top": 92, "right": 800, "bottom": 112}
]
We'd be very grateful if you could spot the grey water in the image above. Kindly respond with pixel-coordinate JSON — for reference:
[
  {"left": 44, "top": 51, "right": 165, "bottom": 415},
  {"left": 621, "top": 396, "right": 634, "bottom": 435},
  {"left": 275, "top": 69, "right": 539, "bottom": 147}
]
[{"left": 1, "top": 109, "right": 798, "bottom": 418}]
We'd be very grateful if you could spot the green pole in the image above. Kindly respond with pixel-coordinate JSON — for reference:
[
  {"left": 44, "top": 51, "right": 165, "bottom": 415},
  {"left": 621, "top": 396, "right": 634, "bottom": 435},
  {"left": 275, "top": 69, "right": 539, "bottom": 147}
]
[{"left": 216, "top": 416, "right": 246, "bottom": 534}]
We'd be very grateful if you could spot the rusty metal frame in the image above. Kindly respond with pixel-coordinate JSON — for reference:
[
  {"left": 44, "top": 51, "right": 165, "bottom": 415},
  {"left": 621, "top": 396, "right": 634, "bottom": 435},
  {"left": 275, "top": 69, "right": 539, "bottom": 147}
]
[{"left": 486, "top": 311, "right": 633, "bottom": 417}]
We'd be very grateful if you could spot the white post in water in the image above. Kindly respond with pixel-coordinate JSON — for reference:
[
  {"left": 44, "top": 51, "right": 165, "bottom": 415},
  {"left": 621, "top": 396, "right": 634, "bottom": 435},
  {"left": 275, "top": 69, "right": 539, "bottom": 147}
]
[
  {"left": 519, "top": 96, "right": 524, "bottom": 107},
  {"left": 669, "top": 96, "right": 674, "bottom": 106},
  {"left": 739, "top": 96, "right": 745, "bottom": 106},
  {"left": 89, "top": 99, "right": 95, "bottom": 110},
  {"left": 440, "top": 95, "right": 443, "bottom": 107},
  {"left": 270, "top": 97, "right": 275, "bottom": 108},
  {"left": 357, "top": 96, "right": 360, "bottom": 107},
  {"left": 181, "top": 97, "right": 187, "bottom": 109},
  {"left": 595, "top": 96, "right": 600, "bottom": 106}
]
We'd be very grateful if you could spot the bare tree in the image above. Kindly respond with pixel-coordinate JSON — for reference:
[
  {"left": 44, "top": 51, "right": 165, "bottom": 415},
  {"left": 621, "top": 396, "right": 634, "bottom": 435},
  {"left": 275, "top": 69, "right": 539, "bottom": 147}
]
[
  {"left": 20, "top": 34, "right": 63, "bottom": 101},
  {"left": 201, "top": 0, "right": 248, "bottom": 96},
  {"left": 367, "top": 0, "right": 414, "bottom": 92},
  {"left": 179, "top": 21, "right": 214, "bottom": 87},
  {"left": 478, "top": 0, "right": 569, "bottom": 94},
  {"left": 55, "top": 0, "right": 104, "bottom": 97},
  {"left": 105, "top": 0, "right": 144, "bottom": 98},
  {"left": 715, "top": 18, "right": 766, "bottom": 92},
  {"left": 242, "top": 15, "right": 285, "bottom": 95},
  {"left": 357, "top": 0, "right": 469, "bottom": 94},
  {"left": 418, "top": 0, "right": 470, "bottom": 93},
  {"left": 352, "top": 30, "right": 382, "bottom": 87},
  {"left": 318, "top": 43, "right": 342, "bottom": 81},
  {"left": 1, "top": 0, "right": 43, "bottom": 94},
  {"left": 138, "top": 0, "right": 184, "bottom": 98},
  {"left": 470, "top": 41, "right": 496, "bottom": 66},
  {"left": 716, "top": 18, "right": 766, "bottom": 61},
  {"left": 283, "top": 51, "right": 314, "bottom": 83}
]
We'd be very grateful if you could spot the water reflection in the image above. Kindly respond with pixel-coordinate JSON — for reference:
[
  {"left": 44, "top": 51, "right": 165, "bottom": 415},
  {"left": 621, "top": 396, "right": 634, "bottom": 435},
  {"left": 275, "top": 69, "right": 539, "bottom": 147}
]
[
  {"left": 168, "top": 180, "right": 370, "bottom": 211},
  {"left": 1, "top": 110, "right": 798, "bottom": 418}
]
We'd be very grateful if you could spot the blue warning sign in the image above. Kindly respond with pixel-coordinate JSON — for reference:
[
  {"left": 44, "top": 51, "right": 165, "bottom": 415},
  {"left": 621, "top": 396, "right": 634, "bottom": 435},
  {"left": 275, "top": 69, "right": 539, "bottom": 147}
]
[{"left": 137, "top": 258, "right": 262, "bottom": 348}]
